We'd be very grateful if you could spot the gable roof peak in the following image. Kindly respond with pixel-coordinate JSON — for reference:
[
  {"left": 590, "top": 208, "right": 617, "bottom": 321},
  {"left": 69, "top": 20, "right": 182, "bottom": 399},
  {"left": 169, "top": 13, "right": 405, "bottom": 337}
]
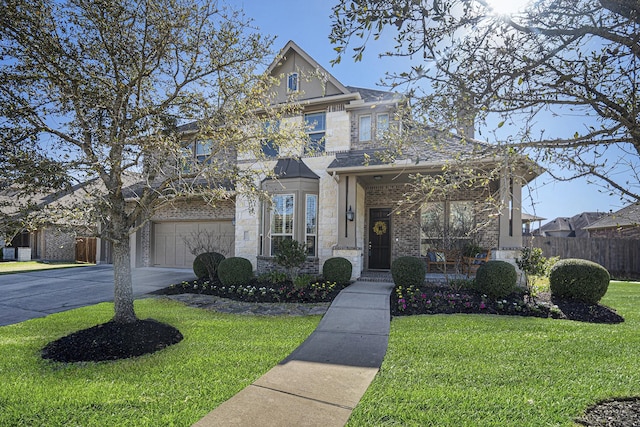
[{"left": 267, "top": 40, "right": 351, "bottom": 96}]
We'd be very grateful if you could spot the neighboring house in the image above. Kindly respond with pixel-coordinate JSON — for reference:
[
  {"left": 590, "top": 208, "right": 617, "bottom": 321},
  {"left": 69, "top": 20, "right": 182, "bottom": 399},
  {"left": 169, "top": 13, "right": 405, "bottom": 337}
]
[
  {"left": 534, "top": 212, "right": 606, "bottom": 238},
  {"left": 584, "top": 203, "right": 640, "bottom": 239},
  {"left": 0, "top": 181, "right": 112, "bottom": 263},
  {"left": 522, "top": 212, "right": 546, "bottom": 236},
  {"left": 131, "top": 40, "right": 540, "bottom": 278}
]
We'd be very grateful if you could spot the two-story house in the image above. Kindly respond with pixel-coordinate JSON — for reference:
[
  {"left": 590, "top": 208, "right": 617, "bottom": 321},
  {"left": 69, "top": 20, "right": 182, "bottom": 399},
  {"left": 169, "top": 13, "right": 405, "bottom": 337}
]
[{"left": 131, "top": 41, "right": 539, "bottom": 279}]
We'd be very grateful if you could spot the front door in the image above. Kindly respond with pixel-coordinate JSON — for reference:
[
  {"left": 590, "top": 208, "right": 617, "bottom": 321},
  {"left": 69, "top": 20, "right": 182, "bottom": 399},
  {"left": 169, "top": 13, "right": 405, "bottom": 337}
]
[{"left": 368, "top": 208, "right": 391, "bottom": 269}]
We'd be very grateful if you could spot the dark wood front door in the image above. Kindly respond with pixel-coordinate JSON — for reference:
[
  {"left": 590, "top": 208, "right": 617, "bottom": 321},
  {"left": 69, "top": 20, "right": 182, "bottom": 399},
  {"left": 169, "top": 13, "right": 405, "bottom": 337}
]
[{"left": 368, "top": 208, "right": 391, "bottom": 269}]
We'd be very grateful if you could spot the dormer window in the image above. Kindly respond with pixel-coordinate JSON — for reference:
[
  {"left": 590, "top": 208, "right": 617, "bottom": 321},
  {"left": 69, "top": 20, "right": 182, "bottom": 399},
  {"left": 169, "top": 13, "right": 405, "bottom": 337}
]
[{"left": 287, "top": 72, "right": 299, "bottom": 92}]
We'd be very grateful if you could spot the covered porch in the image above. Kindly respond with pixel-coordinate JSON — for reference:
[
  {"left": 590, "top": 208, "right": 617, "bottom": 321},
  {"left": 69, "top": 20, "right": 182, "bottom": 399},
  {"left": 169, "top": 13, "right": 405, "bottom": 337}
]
[{"left": 327, "top": 150, "right": 540, "bottom": 279}]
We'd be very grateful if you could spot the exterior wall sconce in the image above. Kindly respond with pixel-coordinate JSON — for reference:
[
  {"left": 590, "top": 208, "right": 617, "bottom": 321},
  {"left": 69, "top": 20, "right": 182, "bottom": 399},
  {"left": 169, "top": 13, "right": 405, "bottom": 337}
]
[
  {"left": 232, "top": 216, "right": 236, "bottom": 226},
  {"left": 346, "top": 205, "right": 355, "bottom": 222}
]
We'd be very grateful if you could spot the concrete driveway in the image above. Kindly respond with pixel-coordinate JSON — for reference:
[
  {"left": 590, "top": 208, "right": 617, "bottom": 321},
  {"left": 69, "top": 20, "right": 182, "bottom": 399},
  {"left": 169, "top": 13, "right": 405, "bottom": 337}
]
[{"left": 0, "top": 265, "right": 196, "bottom": 327}]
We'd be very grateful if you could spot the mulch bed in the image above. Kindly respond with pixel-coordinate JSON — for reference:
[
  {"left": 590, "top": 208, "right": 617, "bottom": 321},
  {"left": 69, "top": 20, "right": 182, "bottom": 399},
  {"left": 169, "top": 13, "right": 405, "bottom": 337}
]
[{"left": 41, "top": 319, "right": 183, "bottom": 363}]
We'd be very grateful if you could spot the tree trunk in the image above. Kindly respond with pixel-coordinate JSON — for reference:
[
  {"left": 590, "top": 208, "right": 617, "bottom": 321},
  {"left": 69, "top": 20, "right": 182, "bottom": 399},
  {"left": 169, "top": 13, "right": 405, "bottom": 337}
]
[{"left": 112, "top": 237, "right": 137, "bottom": 324}]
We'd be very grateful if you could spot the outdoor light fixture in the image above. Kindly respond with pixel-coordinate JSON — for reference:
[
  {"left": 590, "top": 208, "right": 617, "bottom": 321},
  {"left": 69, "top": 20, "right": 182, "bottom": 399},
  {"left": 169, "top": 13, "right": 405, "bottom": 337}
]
[
  {"left": 346, "top": 205, "right": 355, "bottom": 221},
  {"left": 373, "top": 175, "right": 382, "bottom": 181}
]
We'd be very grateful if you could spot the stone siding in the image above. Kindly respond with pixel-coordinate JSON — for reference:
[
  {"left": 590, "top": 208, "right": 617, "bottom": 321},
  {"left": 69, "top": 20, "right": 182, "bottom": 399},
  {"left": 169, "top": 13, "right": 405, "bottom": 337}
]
[{"left": 41, "top": 227, "right": 76, "bottom": 261}]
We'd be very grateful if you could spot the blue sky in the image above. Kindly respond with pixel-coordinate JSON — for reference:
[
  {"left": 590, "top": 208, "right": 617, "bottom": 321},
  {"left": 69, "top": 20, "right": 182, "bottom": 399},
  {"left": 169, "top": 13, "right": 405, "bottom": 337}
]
[{"left": 239, "top": 0, "right": 633, "bottom": 223}]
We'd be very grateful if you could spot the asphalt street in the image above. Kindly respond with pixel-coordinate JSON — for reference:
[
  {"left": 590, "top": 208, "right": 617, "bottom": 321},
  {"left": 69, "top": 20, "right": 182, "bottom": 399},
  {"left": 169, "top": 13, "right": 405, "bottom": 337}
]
[{"left": 0, "top": 265, "right": 195, "bottom": 326}]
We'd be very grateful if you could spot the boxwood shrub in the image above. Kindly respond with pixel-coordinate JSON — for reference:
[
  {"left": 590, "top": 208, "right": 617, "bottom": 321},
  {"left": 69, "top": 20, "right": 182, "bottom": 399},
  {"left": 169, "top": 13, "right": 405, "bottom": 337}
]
[
  {"left": 218, "top": 257, "right": 254, "bottom": 286},
  {"left": 322, "top": 257, "right": 352, "bottom": 285},
  {"left": 193, "top": 252, "right": 226, "bottom": 280},
  {"left": 391, "top": 256, "right": 425, "bottom": 287},
  {"left": 549, "top": 258, "right": 610, "bottom": 304},
  {"left": 475, "top": 260, "right": 517, "bottom": 299}
]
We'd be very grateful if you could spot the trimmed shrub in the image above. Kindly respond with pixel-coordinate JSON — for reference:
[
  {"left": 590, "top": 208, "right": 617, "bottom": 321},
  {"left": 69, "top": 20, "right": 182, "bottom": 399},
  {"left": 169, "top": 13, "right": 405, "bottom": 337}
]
[
  {"left": 322, "top": 257, "right": 353, "bottom": 285},
  {"left": 218, "top": 257, "right": 254, "bottom": 286},
  {"left": 391, "top": 256, "right": 426, "bottom": 287},
  {"left": 274, "top": 239, "right": 307, "bottom": 280},
  {"left": 193, "top": 252, "right": 226, "bottom": 280},
  {"left": 475, "top": 260, "right": 517, "bottom": 299},
  {"left": 549, "top": 258, "right": 610, "bottom": 304}
]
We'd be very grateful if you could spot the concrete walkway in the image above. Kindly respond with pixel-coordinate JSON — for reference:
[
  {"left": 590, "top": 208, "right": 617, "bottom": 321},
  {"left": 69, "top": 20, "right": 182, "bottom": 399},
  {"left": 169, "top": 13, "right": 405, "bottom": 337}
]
[{"left": 193, "top": 280, "right": 394, "bottom": 427}]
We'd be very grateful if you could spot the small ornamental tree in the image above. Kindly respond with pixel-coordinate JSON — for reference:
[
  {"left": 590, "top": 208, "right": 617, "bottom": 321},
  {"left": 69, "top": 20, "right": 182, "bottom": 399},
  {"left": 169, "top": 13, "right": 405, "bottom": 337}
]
[
  {"left": 274, "top": 239, "right": 307, "bottom": 281},
  {"left": 516, "top": 247, "right": 548, "bottom": 296}
]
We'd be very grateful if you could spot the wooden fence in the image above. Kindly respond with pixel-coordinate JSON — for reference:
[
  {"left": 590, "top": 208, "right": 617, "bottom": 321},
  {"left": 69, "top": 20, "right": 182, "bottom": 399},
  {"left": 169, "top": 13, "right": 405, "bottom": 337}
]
[
  {"left": 75, "top": 237, "right": 97, "bottom": 264},
  {"left": 523, "top": 236, "right": 640, "bottom": 280}
]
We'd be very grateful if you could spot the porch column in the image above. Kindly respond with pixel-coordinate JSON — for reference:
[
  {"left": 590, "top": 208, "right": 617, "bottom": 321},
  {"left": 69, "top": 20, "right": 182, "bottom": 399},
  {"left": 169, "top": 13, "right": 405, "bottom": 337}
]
[
  {"left": 337, "top": 174, "right": 357, "bottom": 248},
  {"left": 498, "top": 172, "right": 523, "bottom": 249}
]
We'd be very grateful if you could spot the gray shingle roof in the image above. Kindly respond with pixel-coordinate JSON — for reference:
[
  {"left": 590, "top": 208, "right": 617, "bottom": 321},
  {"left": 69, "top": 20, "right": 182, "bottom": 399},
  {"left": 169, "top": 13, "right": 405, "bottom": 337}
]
[
  {"left": 584, "top": 203, "right": 640, "bottom": 229},
  {"left": 264, "top": 158, "right": 319, "bottom": 180},
  {"left": 345, "top": 86, "right": 402, "bottom": 103}
]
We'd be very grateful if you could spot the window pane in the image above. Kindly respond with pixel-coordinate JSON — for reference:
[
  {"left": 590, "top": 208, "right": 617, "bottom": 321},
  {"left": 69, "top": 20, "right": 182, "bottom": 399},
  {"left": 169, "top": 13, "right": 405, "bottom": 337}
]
[
  {"left": 288, "top": 73, "right": 298, "bottom": 91},
  {"left": 306, "top": 236, "right": 316, "bottom": 257},
  {"left": 449, "top": 201, "right": 474, "bottom": 237},
  {"left": 306, "top": 195, "right": 317, "bottom": 234},
  {"left": 376, "top": 113, "right": 389, "bottom": 137},
  {"left": 271, "top": 194, "right": 294, "bottom": 235},
  {"left": 271, "top": 236, "right": 292, "bottom": 256},
  {"left": 195, "top": 139, "right": 213, "bottom": 163},
  {"left": 262, "top": 120, "right": 279, "bottom": 157},
  {"left": 305, "top": 112, "right": 326, "bottom": 132},
  {"left": 262, "top": 140, "right": 278, "bottom": 157},
  {"left": 359, "top": 115, "right": 371, "bottom": 141},
  {"left": 420, "top": 202, "right": 445, "bottom": 256}
]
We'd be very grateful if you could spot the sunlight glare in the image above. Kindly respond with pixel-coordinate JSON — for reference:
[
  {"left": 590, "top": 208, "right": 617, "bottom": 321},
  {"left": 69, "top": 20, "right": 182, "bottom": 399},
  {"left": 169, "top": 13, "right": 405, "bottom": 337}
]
[{"left": 484, "top": 0, "right": 531, "bottom": 15}]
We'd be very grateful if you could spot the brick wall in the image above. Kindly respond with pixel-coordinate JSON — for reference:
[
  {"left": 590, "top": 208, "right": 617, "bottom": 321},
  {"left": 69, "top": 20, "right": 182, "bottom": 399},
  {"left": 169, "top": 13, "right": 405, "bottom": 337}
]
[
  {"left": 364, "top": 183, "right": 499, "bottom": 262},
  {"left": 256, "top": 256, "right": 320, "bottom": 276}
]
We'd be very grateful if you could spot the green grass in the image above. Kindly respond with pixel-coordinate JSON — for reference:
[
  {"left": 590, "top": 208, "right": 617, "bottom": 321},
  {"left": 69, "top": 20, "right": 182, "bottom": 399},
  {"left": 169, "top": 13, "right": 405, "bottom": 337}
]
[
  {"left": 0, "top": 298, "right": 320, "bottom": 426},
  {"left": 0, "top": 261, "right": 93, "bottom": 274},
  {"left": 347, "top": 281, "right": 640, "bottom": 426}
]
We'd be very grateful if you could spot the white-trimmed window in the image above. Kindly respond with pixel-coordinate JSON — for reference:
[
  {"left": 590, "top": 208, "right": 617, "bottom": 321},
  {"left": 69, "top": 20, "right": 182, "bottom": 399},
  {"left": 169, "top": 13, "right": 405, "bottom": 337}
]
[
  {"left": 271, "top": 194, "right": 294, "bottom": 255},
  {"left": 305, "top": 194, "right": 318, "bottom": 257},
  {"left": 305, "top": 112, "right": 326, "bottom": 152},
  {"left": 376, "top": 113, "right": 389, "bottom": 138},
  {"left": 195, "top": 139, "right": 213, "bottom": 163},
  {"left": 287, "top": 72, "right": 299, "bottom": 92},
  {"left": 359, "top": 115, "right": 372, "bottom": 141},
  {"left": 420, "top": 201, "right": 475, "bottom": 256},
  {"left": 262, "top": 120, "right": 279, "bottom": 157}
]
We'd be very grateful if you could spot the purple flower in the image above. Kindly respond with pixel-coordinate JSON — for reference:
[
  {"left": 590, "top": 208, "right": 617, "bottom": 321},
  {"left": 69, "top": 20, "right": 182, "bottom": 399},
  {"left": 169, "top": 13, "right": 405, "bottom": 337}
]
[{"left": 479, "top": 302, "right": 487, "bottom": 309}]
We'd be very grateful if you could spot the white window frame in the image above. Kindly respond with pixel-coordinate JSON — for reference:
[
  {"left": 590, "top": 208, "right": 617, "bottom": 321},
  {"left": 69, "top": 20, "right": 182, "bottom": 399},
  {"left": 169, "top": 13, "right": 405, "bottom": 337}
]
[
  {"left": 376, "top": 113, "right": 389, "bottom": 138},
  {"left": 287, "top": 72, "right": 299, "bottom": 92},
  {"left": 305, "top": 194, "right": 318, "bottom": 257},
  {"left": 359, "top": 114, "right": 372, "bottom": 141},
  {"left": 195, "top": 139, "right": 213, "bottom": 163},
  {"left": 304, "top": 111, "right": 326, "bottom": 152},
  {"left": 271, "top": 194, "right": 295, "bottom": 256}
]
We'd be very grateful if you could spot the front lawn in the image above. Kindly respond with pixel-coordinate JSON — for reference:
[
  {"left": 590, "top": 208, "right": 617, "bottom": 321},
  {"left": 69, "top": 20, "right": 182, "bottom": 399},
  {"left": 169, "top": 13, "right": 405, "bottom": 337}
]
[
  {"left": 0, "top": 261, "right": 93, "bottom": 274},
  {"left": 0, "top": 298, "right": 320, "bottom": 426},
  {"left": 346, "top": 281, "right": 640, "bottom": 426}
]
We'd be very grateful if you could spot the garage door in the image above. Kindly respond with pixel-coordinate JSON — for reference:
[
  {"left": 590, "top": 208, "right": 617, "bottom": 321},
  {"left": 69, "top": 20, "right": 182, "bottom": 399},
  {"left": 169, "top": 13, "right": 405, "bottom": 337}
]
[{"left": 153, "top": 221, "right": 234, "bottom": 268}]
